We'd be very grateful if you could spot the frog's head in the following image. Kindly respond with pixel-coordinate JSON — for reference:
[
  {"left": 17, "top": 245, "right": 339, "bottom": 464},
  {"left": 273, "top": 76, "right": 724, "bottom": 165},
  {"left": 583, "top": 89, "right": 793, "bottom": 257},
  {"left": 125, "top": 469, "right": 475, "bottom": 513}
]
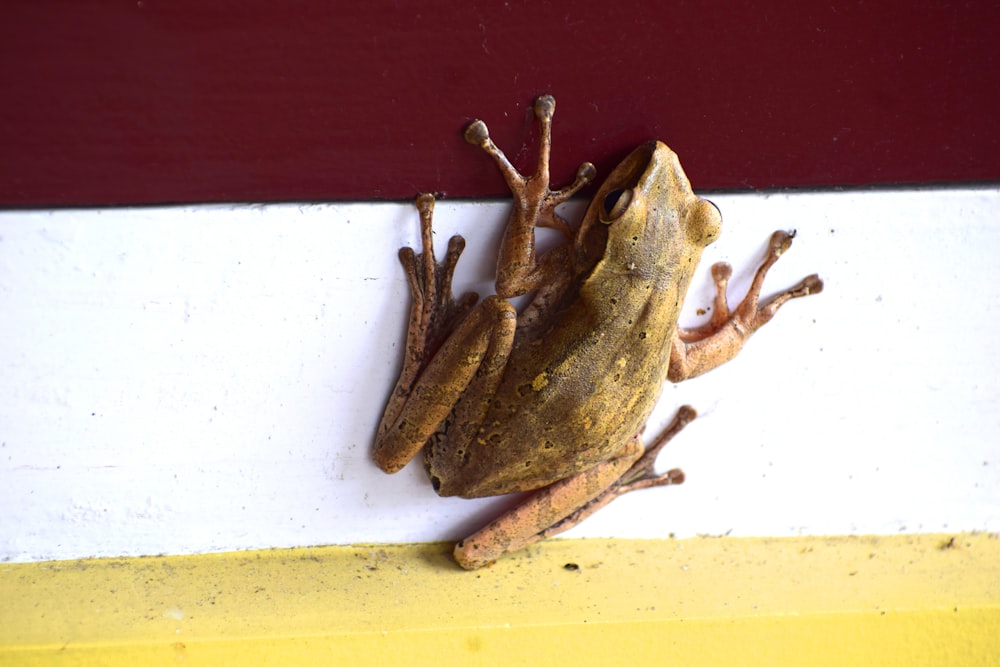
[{"left": 577, "top": 141, "right": 722, "bottom": 283}]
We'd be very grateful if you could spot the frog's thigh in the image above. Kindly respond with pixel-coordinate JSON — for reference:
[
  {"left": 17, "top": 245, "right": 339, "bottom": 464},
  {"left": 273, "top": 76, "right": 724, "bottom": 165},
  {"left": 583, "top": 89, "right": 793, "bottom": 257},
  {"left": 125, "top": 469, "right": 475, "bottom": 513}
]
[
  {"left": 453, "top": 438, "right": 644, "bottom": 570},
  {"left": 374, "top": 296, "right": 516, "bottom": 473}
]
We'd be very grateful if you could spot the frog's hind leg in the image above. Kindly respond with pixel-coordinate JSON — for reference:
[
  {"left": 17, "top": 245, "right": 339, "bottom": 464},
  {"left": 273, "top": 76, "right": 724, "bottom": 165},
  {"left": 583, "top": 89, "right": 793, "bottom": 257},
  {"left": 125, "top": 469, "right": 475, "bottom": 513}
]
[
  {"left": 374, "top": 194, "right": 487, "bottom": 473},
  {"left": 453, "top": 406, "right": 696, "bottom": 570},
  {"left": 375, "top": 293, "right": 516, "bottom": 474}
]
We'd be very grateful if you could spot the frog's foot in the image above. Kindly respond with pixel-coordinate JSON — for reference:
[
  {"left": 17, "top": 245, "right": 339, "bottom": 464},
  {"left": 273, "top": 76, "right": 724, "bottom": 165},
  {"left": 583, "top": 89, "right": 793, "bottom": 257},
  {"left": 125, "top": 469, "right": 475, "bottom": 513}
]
[
  {"left": 670, "top": 231, "right": 823, "bottom": 381},
  {"left": 398, "top": 194, "right": 479, "bottom": 372},
  {"left": 374, "top": 195, "right": 490, "bottom": 474},
  {"left": 464, "top": 95, "right": 596, "bottom": 237},
  {"left": 453, "top": 406, "right": 695, "bottom": 570},
  {"left": 611, "top": 405, "right": 696, "bottom": 493},
  {"left": 699, "top": 230, "right": 823, "bottom": 335},
  {"left": 377, "top": 194, "right": 478, "bottom": 456}
]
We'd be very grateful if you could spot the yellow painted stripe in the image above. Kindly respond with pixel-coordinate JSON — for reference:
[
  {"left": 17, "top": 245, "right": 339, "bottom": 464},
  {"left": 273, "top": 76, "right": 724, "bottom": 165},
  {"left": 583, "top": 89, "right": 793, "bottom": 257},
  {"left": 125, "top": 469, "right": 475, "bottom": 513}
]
[{"left": 2, "top": 534, "right": 997, "bottom": 665}]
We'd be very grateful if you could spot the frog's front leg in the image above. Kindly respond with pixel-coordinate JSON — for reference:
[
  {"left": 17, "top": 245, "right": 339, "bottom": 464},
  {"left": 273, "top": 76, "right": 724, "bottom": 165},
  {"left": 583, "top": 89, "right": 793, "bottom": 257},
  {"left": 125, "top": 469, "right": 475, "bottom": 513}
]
[
  {"left": 374, "top": 195, "right": 509, "bottom": 474},
  {"left": 464, "top": 95, "right": 596, "bottom": 297},
  {"left": 454, "top": 407, "right": 695, "bottom": 570},
  {"left": 668, "top": 231, "right": 824, "bottom": 381}
]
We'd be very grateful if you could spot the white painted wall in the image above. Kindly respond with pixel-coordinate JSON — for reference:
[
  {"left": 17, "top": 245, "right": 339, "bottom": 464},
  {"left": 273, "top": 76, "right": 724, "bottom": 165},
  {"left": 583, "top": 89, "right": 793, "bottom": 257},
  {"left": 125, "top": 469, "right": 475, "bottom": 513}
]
[{"left": 1, "top": 188, "right": 997, "bottom": 563}]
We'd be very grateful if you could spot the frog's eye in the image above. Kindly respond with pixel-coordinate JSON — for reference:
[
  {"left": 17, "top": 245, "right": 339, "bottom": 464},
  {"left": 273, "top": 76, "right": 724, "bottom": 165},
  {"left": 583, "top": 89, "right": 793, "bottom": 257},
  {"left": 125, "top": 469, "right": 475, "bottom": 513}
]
[{"left": 601, "top": 188, "right": 632, "bottom": 222}]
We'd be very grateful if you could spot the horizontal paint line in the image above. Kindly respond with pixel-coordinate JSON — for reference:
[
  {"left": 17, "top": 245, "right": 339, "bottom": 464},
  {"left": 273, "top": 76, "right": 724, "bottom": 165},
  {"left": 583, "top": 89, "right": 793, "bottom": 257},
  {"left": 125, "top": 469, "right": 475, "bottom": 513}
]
[{"left": 2, "top": 534, "right": 997, "bottom": 665}]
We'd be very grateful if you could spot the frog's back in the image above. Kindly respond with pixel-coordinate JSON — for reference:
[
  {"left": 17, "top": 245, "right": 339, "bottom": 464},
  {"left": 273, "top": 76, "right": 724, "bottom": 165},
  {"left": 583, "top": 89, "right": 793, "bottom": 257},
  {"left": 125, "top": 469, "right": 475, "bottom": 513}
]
[{"left": 430, "top": 289, "right": 679, "bottom": 498}]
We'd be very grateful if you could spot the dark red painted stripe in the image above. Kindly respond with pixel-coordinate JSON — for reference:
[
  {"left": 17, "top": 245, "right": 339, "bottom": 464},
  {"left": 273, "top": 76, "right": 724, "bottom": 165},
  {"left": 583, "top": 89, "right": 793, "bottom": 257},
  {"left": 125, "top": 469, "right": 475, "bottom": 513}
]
[{"left": 1, "top": 1, "right": 997, "bottom": 206}]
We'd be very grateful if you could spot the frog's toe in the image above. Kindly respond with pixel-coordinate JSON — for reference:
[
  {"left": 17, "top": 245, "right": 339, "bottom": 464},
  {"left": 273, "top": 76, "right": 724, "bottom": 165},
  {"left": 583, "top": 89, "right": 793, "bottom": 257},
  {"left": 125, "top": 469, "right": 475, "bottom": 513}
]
[
  {"left": 710, "top": 262, "right": 732, "bottom": 284},
  {"left": 415, "top": 192, "right": 435, "bottom": 213},
  {"left": 398, "top": 246, "right": 415, "bottom": 264},
  {"left": 464, "top": 119, "right": 490, "bottom": 145},
  {"left": 789, "top": 274, "right": 824, "bottom": 298},
  {"left": 534, "top": 94, "right": 555, "bottom": 120},
  {"left": 768, "top": 229, "right": 796, "bottom": 256}
]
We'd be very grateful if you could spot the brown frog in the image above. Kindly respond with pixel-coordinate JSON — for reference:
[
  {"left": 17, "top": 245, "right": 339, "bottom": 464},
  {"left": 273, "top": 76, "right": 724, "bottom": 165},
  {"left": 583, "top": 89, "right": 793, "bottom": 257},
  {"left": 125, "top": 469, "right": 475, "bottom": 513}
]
[{"left": 373, "top": 95, "right": 822, "bottom": 569}]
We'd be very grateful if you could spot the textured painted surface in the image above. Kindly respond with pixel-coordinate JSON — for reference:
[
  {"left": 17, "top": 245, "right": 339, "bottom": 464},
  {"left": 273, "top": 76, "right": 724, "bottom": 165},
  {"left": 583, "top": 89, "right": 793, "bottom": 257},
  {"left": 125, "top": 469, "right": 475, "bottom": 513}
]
[
  {"left": 1, "top": 535, "right": 998, "bottom": 665},
  {"left": 1, "top": 189, "right": 998, "bottom": 563},
  {"left": 1, "top": 1, "right": 998, "bottom": 206}
]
